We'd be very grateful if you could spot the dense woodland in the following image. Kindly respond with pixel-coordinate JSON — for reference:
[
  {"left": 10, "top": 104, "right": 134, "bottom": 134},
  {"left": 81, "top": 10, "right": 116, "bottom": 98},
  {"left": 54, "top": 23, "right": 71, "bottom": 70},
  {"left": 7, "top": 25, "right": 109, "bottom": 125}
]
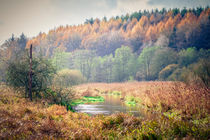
[{"left": 0, "top": 7, "right": 209, "bottom": 84}]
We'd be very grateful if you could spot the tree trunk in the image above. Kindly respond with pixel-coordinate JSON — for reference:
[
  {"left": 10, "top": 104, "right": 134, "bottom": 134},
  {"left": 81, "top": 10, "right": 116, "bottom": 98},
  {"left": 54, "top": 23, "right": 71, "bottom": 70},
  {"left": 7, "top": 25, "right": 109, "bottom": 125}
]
[{"left": 29, "top": 44, "right": 32, "bottom": 101}]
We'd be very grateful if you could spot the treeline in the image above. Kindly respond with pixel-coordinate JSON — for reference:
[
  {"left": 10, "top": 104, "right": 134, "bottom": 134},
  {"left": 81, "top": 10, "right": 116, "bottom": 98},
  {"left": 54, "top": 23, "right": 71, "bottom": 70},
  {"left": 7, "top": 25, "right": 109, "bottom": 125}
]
[
  {"left": 22, "top": 7, "right": 209, "bottom": 56},
  {"left": 51, "top": 46, "right": 209, "bottom": 86},
  {"left": 1, "top": 7, "right": 210, "bottom": 58}
]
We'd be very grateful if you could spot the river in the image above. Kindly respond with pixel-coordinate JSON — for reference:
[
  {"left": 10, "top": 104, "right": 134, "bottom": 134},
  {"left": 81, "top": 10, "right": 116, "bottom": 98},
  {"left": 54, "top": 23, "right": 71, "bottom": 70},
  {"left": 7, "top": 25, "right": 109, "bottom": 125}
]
[{"left": 73, "top": 95, "right": 143, "bottom": 116}]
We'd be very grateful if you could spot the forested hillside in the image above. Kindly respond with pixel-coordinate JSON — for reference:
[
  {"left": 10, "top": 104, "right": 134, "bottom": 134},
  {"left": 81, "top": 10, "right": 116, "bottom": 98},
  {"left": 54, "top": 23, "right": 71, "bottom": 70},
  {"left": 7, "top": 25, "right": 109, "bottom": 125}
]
[
  {"left": 0, "top": 7, "right": 209, "bottom": 83},
  {"left": 25, "top": 7, "right": 210, "bottom": 55}
]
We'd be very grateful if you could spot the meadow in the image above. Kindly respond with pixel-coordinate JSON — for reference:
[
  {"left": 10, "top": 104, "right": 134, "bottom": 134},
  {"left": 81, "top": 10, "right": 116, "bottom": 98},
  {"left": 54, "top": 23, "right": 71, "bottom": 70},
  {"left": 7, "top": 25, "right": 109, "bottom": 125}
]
[{"left": 0, "top": 82, "right": 209, "bottom": 139}]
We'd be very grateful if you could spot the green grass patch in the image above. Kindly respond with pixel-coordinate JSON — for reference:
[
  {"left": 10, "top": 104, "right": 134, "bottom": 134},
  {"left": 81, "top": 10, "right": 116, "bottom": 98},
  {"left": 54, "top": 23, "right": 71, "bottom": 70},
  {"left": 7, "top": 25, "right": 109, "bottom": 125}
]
[
  {"left": 125, "top": 96, "right": 142, "bottom": 106},
  {"left": 71, "top": 96, "right": 105, "bottom": 106}
]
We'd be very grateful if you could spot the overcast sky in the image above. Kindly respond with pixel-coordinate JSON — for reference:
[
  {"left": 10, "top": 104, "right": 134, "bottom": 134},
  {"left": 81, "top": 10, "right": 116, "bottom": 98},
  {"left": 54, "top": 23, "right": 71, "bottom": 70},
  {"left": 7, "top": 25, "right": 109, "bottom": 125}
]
[{"left": 0, "top": 0, "right": 209, "bottom": 45}]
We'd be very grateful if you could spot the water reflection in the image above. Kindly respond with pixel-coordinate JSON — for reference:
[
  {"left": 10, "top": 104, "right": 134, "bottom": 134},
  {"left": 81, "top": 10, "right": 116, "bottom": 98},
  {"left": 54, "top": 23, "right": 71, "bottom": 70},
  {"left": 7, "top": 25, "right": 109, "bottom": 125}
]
[{"left": 74, "top": 95, "right": 142, "bottom": 116}]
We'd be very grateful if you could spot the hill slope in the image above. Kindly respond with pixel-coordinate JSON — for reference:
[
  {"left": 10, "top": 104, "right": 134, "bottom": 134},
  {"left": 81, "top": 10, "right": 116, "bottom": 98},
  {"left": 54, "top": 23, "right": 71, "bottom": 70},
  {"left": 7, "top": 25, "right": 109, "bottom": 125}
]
[{"left": 24, "top": 7, "right": 210, "bottom": 57}]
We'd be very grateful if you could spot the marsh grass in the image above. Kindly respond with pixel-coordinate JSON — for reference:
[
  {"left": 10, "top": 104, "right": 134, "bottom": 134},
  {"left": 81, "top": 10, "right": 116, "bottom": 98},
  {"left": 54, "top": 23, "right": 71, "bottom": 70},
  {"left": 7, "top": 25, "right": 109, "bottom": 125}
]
[
  {"left": 0, "top": 82, "right": 209, "bottom": 139},
  {"left": 75, "top": 82, "right": 209, "bottom": 119}
]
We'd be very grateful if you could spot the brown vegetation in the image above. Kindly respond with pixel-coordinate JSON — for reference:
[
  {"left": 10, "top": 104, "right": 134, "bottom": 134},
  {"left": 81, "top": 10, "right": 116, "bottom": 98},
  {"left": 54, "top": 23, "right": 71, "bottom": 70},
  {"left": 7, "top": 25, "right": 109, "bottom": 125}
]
[
  {"left": 75, "top": 82, "right": 210, "bottom": 119},
  {"left": 0, "top": 82, "right": 209, "bottom": 139}
]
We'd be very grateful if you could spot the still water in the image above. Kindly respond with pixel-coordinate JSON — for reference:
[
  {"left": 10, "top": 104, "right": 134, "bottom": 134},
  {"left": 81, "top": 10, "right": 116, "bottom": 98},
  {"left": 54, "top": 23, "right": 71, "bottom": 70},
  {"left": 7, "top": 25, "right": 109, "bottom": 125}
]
[{"left": 73, "top": 95, "right": 142, "bottom": 116}]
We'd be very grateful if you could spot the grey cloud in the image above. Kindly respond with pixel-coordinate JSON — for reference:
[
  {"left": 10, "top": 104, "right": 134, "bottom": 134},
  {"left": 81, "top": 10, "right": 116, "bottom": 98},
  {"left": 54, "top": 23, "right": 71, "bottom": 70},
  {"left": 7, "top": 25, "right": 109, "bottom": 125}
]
[
  {"left": 147, "top": 0, "right": 210, "bottom": 8},
  {"left": 106, "top": 0, "right": 117, "bottom": 9},
  {"left": 48, "top": 0, "right": 119, "bottom": 21},
  {"left": 50, "top": 0, "right": 117, "bottom": 13}
]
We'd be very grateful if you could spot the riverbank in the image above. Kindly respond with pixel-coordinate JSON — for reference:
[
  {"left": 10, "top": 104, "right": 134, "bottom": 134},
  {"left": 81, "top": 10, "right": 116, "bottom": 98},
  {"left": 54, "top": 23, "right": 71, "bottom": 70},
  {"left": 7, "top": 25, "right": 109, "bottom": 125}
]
[
  {"left": 0, "top": 83, "right": 209, "bottom": 139},
  {"left": 74, "top": 82, "right": 209, "bottom": 119}
]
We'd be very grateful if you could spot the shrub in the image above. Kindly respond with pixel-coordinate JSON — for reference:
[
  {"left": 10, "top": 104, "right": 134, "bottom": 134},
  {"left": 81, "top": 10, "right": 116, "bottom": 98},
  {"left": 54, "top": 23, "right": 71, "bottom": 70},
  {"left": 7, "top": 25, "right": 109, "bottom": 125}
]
[
  {"left": 44, "top": 87, "right": 75, "bottom": 110},
  {"left": 53, "top": 69, "right": 86, "bottom": 87},
  {"left": 159, "top": 64, "right": 178, "bottom": 80},
  {"left": 168, "top": 58, "right": 209, "bottom": 87},
  {"left": 184, "top": 59, "right": 210, "bottom": 87},
  {"left": 193, "top": 59, "right": 210, "bottom": 87},
  {"left": 6, "top": 52, "right": 55, "bottom": 99},
  {"left": 168, "top": 68, "right": 183, "bottom": 81}
]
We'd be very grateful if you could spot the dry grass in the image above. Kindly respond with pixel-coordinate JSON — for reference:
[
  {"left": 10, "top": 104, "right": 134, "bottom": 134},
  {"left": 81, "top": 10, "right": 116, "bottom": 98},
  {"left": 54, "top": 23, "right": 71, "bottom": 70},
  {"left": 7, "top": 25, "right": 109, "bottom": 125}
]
[
  {"left": 75, "top": 81, "right": 210, "bottom": 119},
  {"left": 0, "top": 85, "right": 144, "bottom": 139},
  {"left": 0, "top": 83, "right": 209, "bottom": 139}
]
